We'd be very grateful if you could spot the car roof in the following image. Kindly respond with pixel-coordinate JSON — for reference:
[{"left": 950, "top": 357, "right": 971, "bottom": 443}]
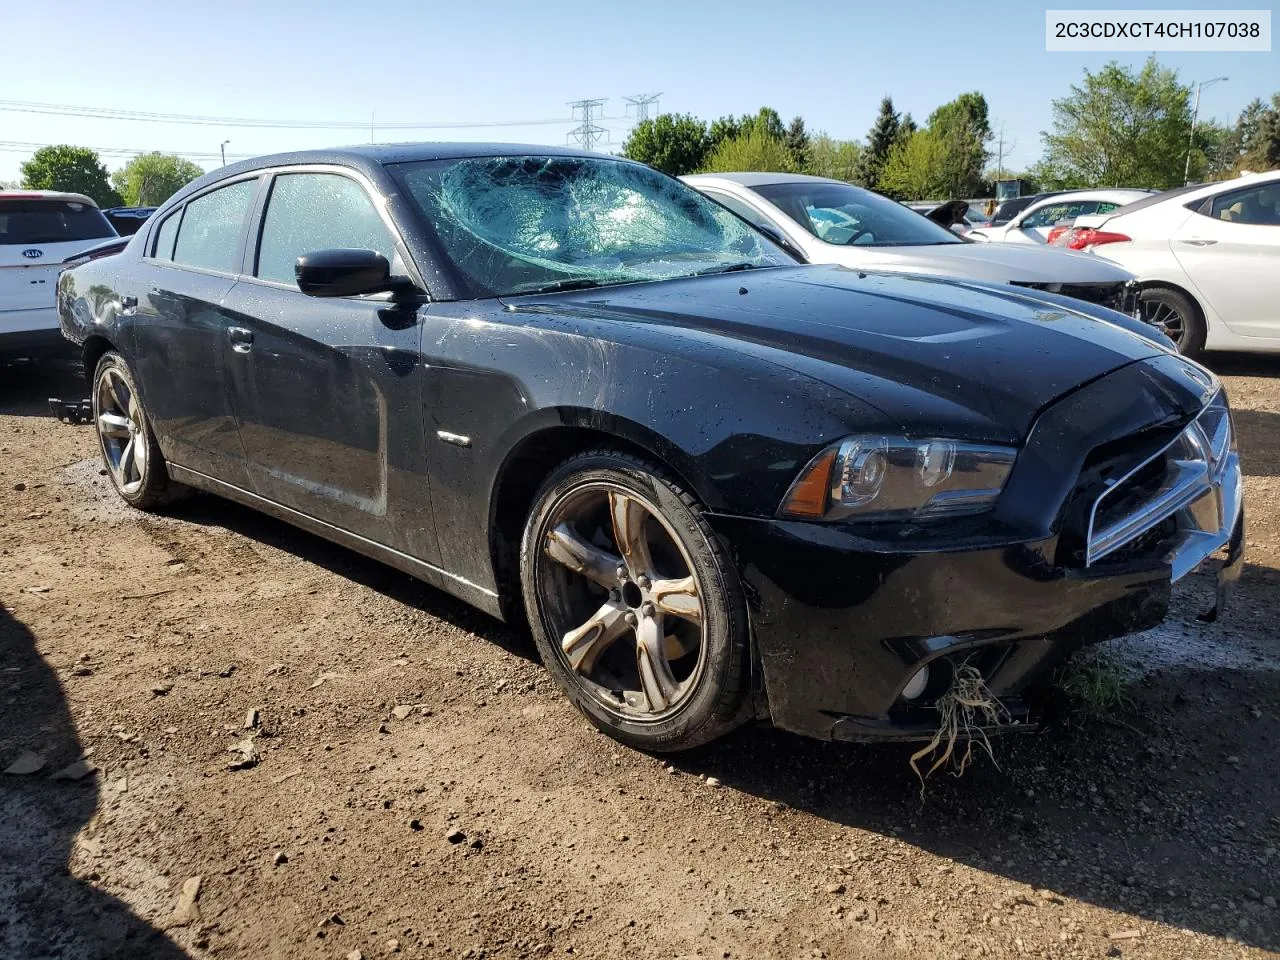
[
  {"left": 682, "top": 172, "right": 842, "bottom": 188},
  {"left": 0, "top": 189, "right": 99, "bottom": 207},
  {"left": 166, "top": 143, "right": 637, "bottom": 211}
]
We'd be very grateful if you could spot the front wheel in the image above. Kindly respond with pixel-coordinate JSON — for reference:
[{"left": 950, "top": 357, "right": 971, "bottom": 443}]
[
  {"left": 92, "top": 352, "right": 185, "bottom": 510},
  {"left": 520, "top": 450, "right": 752, "bottom": 752},
  {"left": 1140, "top": 287, "right": 1206, "bottom": 359}
]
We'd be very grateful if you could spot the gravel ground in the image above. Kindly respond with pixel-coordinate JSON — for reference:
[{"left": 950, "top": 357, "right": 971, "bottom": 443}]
[{"left": 1, "top": 354, "right": 1277, "bottom": 960}]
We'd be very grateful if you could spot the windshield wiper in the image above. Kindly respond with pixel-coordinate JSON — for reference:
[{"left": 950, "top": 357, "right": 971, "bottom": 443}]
[
  {"left": 515, "top": 278, "right": 613, "bottom": 295},
  {"left": 690, "top": 262, "right": 758, "bottom": 277}
]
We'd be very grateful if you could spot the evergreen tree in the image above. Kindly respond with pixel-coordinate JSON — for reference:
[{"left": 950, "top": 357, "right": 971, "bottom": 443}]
[
  {"left": 855, "top": 97, "right": 900, "bottom": 189},
  {"left": 785, "top": 116, "right": 811, "bottom": 172}
]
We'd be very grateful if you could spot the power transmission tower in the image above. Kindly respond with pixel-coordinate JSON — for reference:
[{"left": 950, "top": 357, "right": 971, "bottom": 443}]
[
  {"left": 623, "top": 93, "right": 662, "bottom": 123},
  {"left": 567, "top": 98, "right": 609, "bottom": 152}
]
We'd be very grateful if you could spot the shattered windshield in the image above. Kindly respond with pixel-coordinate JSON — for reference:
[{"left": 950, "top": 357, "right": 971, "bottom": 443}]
[{"left": 394, "top": 156, "right": 790, "bottom": 298}]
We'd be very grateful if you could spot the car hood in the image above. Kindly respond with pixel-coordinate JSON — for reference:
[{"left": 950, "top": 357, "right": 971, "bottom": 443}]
[
  {"left": 507, "top": 265, "right": 1168, "bottom": 443},
  {"left": 815, "top": 240, "right": 1135, "bottom": 284}
]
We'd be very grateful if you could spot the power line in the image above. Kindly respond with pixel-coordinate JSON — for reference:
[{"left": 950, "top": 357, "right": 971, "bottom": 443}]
[
  {"left": 567, "top": 99, "right": 609, "bottom": 153},
  {"left": 623, "top": 94, "right": 662, "bottom": 123},
  {"left": 0, "top": 98, "right": 631, "bottom": 131},
  {"left": 0, "top": 140, "right": 251, "bottom": 162}
]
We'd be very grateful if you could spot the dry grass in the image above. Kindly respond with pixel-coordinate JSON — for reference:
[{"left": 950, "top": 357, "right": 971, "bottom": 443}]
[{"left": 910, "top": 662, "right": 1011, "bottom": 800}]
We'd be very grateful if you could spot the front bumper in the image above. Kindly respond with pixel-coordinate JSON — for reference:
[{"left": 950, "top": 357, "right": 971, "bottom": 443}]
[{"left": 707, "top": 498, "right": 1244, "bottom": 743}]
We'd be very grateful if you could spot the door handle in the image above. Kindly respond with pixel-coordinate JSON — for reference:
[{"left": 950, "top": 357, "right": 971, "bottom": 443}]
[
  {"left": 227, "top": 326, "right": 254, "bottom": 353},
  {"left": 1178, "top": 238, "right": 1218, "bottom": 246}
]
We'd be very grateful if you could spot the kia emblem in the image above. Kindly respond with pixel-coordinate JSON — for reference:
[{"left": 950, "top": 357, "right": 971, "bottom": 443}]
[{"left": 21, "top": 248, "right": 43, "bottom": 259}]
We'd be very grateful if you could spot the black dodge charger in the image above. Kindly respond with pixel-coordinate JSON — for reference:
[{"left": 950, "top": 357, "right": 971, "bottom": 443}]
[{"left": 58, "top": 144, "right": 1244, "bottom": 752}]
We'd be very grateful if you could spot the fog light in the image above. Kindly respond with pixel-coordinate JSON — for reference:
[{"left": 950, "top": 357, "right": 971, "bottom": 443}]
[{"left": 901, "top": 665, "right": 930, "bottom": 701}]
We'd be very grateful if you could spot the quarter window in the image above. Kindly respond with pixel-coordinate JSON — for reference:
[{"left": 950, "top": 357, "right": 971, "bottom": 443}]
[
  {"left": 172, "top": 179, "right": 257, "bottom": 274},
  {"left": 151, "top": 209, "right": 181, "bottom": 260},
  {"left": 255, "top": 173, "right": 397, "bottom": 286},
  {"left": 1203, "top": 183, "right": 1280, "bottom": 226}
]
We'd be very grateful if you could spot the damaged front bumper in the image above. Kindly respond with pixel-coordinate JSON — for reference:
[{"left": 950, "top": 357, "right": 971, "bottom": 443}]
[{"left": 706, "top": 498, "right": 1244, "bottom": 744}]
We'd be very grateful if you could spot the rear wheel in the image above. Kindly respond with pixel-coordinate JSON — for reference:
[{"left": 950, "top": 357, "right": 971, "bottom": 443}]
[
  {"left": 1140, "top": 287, "right": 1205, "bottom": 359},
  {"left": 92, "top": 352, "right": 185, "bottom": 510},
  {"left": 520, "top": 450, "right": 752, "bottom": 752}
]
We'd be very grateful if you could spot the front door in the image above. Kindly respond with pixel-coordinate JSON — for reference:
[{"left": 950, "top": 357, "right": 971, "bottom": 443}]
[
  {"left": 1171, "top": 181, "right": 1280, "bottom": 339},
  {"left": 132, "top": 176, "right": 260, "bottom": 487},
  {"left": 219, "top": 170, "right": 438, "bottom": 563}
]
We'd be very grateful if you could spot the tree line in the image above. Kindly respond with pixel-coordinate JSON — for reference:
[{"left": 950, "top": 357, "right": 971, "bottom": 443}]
[
  {"left": 624, "top": 58, "right": 1279, "bottom": 197},
  {"left": 14, "top": 146, "right": 205, "bottom": 208}
]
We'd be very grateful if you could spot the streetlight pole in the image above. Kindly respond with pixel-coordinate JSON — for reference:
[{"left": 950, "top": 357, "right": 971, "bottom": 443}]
[
  {"left": 220, "top": 140, "right": 231, "bottom": 166},
  {"left": 1184, "top": 77, "right": 1228, "bottom": 185}
]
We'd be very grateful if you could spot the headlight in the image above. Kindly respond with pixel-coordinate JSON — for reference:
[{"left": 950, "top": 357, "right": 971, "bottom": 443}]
[
  {"left": 779, "top": 436, "right": 1017, "bottom": 522},
  {"left": 1192, "top": 390, "right": 1234, "bottom": 476}
]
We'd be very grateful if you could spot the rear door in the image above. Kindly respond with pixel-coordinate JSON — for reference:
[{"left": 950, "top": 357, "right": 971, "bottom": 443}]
[
  {"left": 1, "top": 196, "right": 116, "bottom": 331},
  {"left": 1171, "top": 181, "right": 1280, "bottom": 338},
  {"left": 132, "top": 176, "right": 261, "bottom": 487},
  {"left": 220, "top": 168, "right": 437, "bottom": 561}
]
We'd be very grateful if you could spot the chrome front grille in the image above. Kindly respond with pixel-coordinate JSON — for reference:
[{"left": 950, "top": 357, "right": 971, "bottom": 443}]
[{"left": 1085, "top": 391, "right": 1241, "bottom": 580}]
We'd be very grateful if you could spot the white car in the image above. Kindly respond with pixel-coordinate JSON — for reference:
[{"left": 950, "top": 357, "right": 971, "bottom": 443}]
[
  {"left": 683, "top": 173, "right": 1143, "bottom": 317},
  {"left": 969, "top": 189, "right": 1152, "bottom": 244},
  {"left": 1, "top": 190, "right": 119, "bottom": 358},
  {"left": 1054, "top": 171, "right": 1280, "bottom": 357}
]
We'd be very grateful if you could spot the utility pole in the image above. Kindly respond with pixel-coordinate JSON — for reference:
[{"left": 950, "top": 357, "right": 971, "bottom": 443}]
[
  {"left": 1184, "top": 76, "right": 1228, "bottom": 184},
  {"left": 567, "top": 98, "right": 609, "bottom": 152},
  {"left": 220, "top": 140, "right": 230, "bottom": 166},
  {"left": 623, "top": 93, "right": 662, "bottom": 124}
]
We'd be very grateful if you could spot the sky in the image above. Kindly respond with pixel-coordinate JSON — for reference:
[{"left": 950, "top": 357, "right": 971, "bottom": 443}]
[{"left": 0, "top": 0, "right": 1275, "bottom": 185}]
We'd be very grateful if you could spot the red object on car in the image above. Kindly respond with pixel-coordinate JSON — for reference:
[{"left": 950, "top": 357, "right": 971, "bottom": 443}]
[
  {"left": 1061, "top": 228, "right": 1132, "bottom": 251},
  {"left": 1046, "top": 225, "right": 1070, "bottom": 246}
]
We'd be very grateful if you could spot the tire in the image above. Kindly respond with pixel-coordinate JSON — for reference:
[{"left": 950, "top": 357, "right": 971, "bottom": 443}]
[
  {"left": 520, "top": 449, "right": 752, "bottom": 752},
  {"left": 91, "top": 351, "right": 185, "bottom": 510},
  {"left": 1140, "top": 286, "right": 1206, "bottom": 359}
]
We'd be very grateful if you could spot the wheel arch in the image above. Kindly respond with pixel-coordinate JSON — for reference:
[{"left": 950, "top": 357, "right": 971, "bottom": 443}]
[
  {"left": 81, "top": 334, "right": 116, "bottom": 387},
  {"left": 486, "top": 410, "right": 723, "bottom": 622}
]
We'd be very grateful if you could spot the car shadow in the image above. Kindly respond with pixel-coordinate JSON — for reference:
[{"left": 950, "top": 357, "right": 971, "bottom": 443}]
[
  {"left": 1203, "top": 351, "right": 1280, "bottom": 379},
  {"left": 162, "top": 495, "right": 537, "bottom": 665},
  {"left": 0, "top": 357, "right": 87, "bottom": 418},
  {"left": 0, "top": 605, "right": 191, "bottom": 959},
  {"left": 670, "top": 561, "right": 1280, "bottom": 951}
]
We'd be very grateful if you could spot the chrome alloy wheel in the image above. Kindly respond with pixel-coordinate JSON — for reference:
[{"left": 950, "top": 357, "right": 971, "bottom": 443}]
[
  {"left": 535, "top": 484, "right": 707, "bottom": 720},
  {"left": 95, "top": 367, "right": 147, "bottom": 496}
]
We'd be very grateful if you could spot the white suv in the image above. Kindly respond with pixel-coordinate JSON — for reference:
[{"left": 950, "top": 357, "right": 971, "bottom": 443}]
[{"left": 2, "top": 190, "right": 119, "bottom": 358}]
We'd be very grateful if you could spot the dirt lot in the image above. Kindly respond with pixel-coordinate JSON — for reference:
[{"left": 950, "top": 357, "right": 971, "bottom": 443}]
[{"left": 2, "top": 355, "right": 1278, "bottom": 960}]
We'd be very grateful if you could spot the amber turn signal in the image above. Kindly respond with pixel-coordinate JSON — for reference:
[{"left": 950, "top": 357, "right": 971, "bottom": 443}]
[{"left": 778, "top": 448, "right": 836, "bottom": 518}]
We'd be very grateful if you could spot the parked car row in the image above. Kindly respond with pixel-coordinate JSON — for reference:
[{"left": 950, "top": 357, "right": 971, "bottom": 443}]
[
  {"left": 53, "top": 144, "right": 1244, "bottom": 754},
  {"left": 684, "top": 173, "right": 1142, "bottom": 316}
]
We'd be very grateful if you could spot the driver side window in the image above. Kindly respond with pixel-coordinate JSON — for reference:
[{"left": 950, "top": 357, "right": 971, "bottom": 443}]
[{"left": 255, "top": 173, "right": 399, "bottom": 286}]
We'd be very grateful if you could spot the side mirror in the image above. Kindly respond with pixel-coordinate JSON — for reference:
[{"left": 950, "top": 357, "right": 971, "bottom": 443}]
[{"left": 295, "top": 248, "right": 407, "bottom": 298}]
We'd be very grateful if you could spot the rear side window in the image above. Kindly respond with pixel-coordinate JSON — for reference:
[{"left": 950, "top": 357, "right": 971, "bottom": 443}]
[
  {"left": 172, "top": 179, "right": 257, "bottom": 274},
  {"left": 0, "top": 199, "right": 115, "bottom": 245},
  {"left": 151, "top": 209, "right": 181, "bottom": 260},
  {"left": 1201, "top": 182, "right": 1280, "bottom": 226},
  {"left": 255, "top": 173, "right": 397, "bottom": 286}
]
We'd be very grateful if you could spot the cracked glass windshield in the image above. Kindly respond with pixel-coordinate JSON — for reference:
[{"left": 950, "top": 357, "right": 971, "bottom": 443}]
[{"left": 395, "top": 156, "right": 790, "bottom": 297}]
